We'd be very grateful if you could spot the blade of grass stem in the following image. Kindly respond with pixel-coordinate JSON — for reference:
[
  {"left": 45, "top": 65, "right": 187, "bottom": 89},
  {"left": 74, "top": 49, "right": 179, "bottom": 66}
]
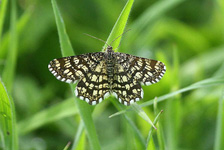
[
  {"left": 214, "top": 89, "right": 224, "bottom": 150},
  {"left": 0, "top": 8, "right": 32, "bottom": 58},
  {"left": 145, "top": 110, "right": 163, "bottom": 150},
  {"left": 63, "top": 141, "right": 71, "bottom": 150},
  {"left": 72, "top": 121, "right": 85, "bottom": 150},
  {"left": 126, "top": 0, "right": 184, "bottom": 45},
  {"left": 103, "top": 0, "right": 135, "bottom": 51},
  {"left": 51, "top": 0, "right": 100, "bottom": 149},
  {"left": 17, "top": 98, "right": 78, "bottom": 135},
  {"left": 165, "top": 47, "right": 180, "bottom": 150},
  {"left": 131, "top": 103, "right": 156, "bottom": 129},
  {"left": 0, "top": 79, "right": 18, "bottom": 150},
  {"left": 2, "top": 0, "right": 18, "bottom": 92},
  {"left": 154, "top": 98, "right": 165, "bottom": 150},
  {"left": 110, "top": 77, "right": 224, "bottom": 117},
  {"left": 111, "top": 99, "right": 145, "bottom": 149},
  {"left": 0, "top": 0, "right": 8, "bottom": 44}
]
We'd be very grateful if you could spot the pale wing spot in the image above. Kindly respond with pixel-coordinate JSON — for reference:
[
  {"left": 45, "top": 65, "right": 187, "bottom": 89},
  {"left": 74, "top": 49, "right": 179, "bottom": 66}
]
[
  {"left": 145, "top": 82, "right": 151, "bottom": 85},
  {"left": 92, "top": 101, "right": 97, "bottom": 105},
  {"left": 73, "top": 58, "right": 79, "bottom": 64},
  {"left": 103, "top": 75, "right": 107, "bottom": 80},
  {"left": 141, "top": 90, "right": 143, "bottom": 98},
  {"left": 66, "top": 79, "right": 72, "bottom": 83},
  {"left": 147, "top": 72, "right": 153, "bottom": 76},
  {"left": 91, "top": 74, "right": 97, "bottom": 82},
  {"left": 67, "top": 72, "right": 73, "bottom": 76},
  {"left": 99, "top": 98, "right": 103, "bottom": 103},
  {"left": 95, "top": 65, "right": 101, "bottom": 72},
  {"left": 125, "top": 84, "right": 130, "bottom": 90},
  {"left": 99, "top": 90, "right": 103, "bottom": 95},
  {"left": 135, "top": 72, "right": 142, "bottom": 78},
  {"left": 122, "top": 76, "right": 128, "bottom": 82},
  {"left": 132, "top": 89, "right": 137, "bottom": 94},
  {"left": 75, "top": 89, "right": 78, "bottom": 96},
  {"left": 82, "top": 88, "right": 87, "bottom": 93},
  {"left": 76, "top": 70, "right": 83, "bottom": 76},
  {"left": 124, "top": 101, "right": 128, "bottom": 106},
  {"left": 103, "top": 83, "right": 108, "bottom": 88},
  {"left": 123, "top": 91, "right": 127, "bottom": 95},
  {"left": 89, "top": 83, "right": 94, "bottom": 89},
  {"left": 104, "top": 92, "right": 110, "bottom": 99},
  {"left": 113, "top": 92, "right": 118, "bottom": 98},
  {"left": 93, "top": 90, "right": 97, "bottom": 96},
  {"left": 130, "top": 99, "right": 135, "bottom": 104},
  {"left": 82, "top": 78, "right": 86, "bottom": 82},
  {"left": 99, "top": 75, "right": 103, "bottom": 82},
  {"left": 64, "top": 69, "right": 69, "bottom": 74},
  {"left": 85, "top": 98, "right": 90, "bottom": 103},
  {"left": 55, "top": 63, "right": 60, "bottom": 67},
  {"left": 155, "top": 66, "right": 160, "bottom": 70}
]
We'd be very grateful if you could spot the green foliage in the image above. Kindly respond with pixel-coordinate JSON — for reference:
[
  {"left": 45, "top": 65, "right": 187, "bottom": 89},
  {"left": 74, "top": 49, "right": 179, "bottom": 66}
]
[
  {"left": 0, "top": 80, "right": 18, "bottom": 150},
  {"left": 0, "top": 0, "right": 224, "bottom": 149}
]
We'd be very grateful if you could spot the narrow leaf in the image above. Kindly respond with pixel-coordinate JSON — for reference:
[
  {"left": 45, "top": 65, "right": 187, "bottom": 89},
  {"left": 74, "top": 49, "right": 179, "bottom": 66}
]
[
  {"left": 0, "top": 79, "right": 18, "bottom": 150},
  {"left": 51, "top": 0, "right": 101, "bottom": 149},
  {"left": 17, "top": 98, "right": 78, "bottom": 135},
  {"left": 103, "top": 0, "right": 135, "bottom": 51},
  {"left": 214, "top": 90, "right": 224, "bottom": 150},
  {"left": 145, "top": 110, "right": 163, "bottom": 150},
  {"left": 110, "top": 77, "right": 224, "bottom": 117},
  {"left": 0, "top": 0, "right": 8, "bottom": 44},
  {"left": 2, "top": 0, "right": 18, "bottom": 92},
  {"left": 131, "top": 103, "right": 156, "bottom": 129}
]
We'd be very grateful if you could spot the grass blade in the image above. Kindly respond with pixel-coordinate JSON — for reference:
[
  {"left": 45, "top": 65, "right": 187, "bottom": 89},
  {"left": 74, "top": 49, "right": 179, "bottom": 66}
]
[
  {"left": 17, "top": 98, "right": 78, "bottom": 135},
  {"left": 214, "top": 90, "right": 224, "bottom": 150},
  {"left": 145, "top": 110, "right": 163, "bottom": 150},
  {"left": 0, "top": 8, "right": 32, "bottom": 58},
  {"left": 103, "top": 0, "right": 135, "bottom": 51},
  {"left": 0, "top": 79, "right": 18, "bottom": 150},
  {"left": 110, "top": 77, "right": 224, "bottom": 117},
  {"left": 124, "top": 0, "right": 184, "bottom": 47},
  {"left": 154, "top": 98, "right": 165, "bottom": 150},
  {"left": 51, "top": 0, "right": 101, "bottom": 149},
  {"left": 2, "top": 0, "right": 17, "bottom": 92},
  {"left": 0, "top": 0, "right": 8, "bottom": 44},
  {"left": 63, "top": 141, "right": 72, "bottom": 150},
  {"left": 131, "top": 103, "right": 156, "bottom": 129},
  {"left": 72, "top": 121, "right": 85, "bottom": 150},
  {"left": 111, "top": 99, "right": 145, "bottom": 149}
]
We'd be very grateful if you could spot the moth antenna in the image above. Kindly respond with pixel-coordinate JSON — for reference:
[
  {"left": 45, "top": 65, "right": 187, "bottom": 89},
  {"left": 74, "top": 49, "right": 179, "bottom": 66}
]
[
  {"left": 110, "top": 29, "right": 131, "bottom": 46},
  {"left": 83, "top": 33, "right": 110, "bottom": 47}
]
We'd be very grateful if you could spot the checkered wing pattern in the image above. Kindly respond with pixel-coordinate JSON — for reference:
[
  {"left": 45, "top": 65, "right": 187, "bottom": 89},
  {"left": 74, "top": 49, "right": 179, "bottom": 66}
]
[
  {"left": 48, "top": 52, "right": 110, "bottom": 105},
  {"left": 111, "top": 52, "right": 166, "bottom": 105},
  {"left": 48, "top": 46, "right": 166, "bottom": 106}
]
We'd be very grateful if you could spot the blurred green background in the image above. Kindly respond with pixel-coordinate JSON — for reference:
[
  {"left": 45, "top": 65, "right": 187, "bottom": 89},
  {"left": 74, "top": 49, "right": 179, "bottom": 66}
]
[{"left": 1, "top": 0, "right": 224, "bottom": 149}]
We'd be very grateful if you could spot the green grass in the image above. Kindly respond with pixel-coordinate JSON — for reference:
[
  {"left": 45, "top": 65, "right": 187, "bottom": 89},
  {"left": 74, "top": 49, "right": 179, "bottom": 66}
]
[{"left": 1, "top": 0, "right": 224, "bottom": 149}]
